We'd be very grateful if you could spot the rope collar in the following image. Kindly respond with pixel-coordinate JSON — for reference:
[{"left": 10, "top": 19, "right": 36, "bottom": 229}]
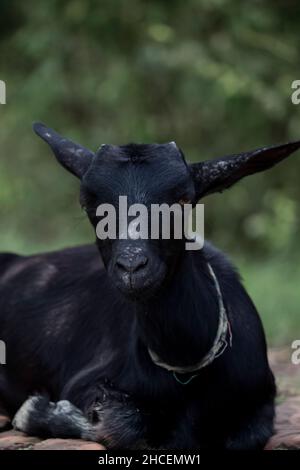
[{"left": 148, "top": 262, "right": 232, "bottom": 376}]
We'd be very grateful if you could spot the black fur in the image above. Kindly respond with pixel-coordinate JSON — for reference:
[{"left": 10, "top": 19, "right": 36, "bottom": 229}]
[
  {"left": 2, "top": 244, "right": 275, "bottom": 449},
  {"left": 2, "top": 125, "right": 299, "bottom": 449}
]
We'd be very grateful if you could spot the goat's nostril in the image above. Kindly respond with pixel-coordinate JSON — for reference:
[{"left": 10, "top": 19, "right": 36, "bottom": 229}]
[{"left": 116, "top": 255, "right": 148, "bottom": 274}]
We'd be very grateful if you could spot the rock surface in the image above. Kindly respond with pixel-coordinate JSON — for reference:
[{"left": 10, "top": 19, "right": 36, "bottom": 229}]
[{"left": 266, "top": 348, "right": 300, "bottom": 450}]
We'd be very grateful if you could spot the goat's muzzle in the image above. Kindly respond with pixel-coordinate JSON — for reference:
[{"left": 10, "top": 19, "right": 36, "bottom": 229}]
[{"left": 110, "top": 243, "right": 166, "bottom": 299}]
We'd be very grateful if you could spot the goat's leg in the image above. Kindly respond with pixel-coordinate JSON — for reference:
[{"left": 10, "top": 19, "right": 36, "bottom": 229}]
[
  {"left": 12, "top": 392, "right": 147, "bottom": 449},
  {"left": 224, "top": 401, "right": 275, "bottom": 450},
  {"left": 12, "top": 396, "right": 94, "bottom": 440}
]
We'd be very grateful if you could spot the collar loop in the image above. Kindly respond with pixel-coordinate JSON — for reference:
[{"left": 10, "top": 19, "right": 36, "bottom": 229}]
[{"left": 148, "top": 262, "right": 232, "bottom": 375}]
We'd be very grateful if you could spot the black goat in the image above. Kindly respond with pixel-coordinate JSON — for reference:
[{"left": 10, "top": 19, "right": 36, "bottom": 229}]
[{"left": 0, "top": 123, "right": 299, "bottom": 449}]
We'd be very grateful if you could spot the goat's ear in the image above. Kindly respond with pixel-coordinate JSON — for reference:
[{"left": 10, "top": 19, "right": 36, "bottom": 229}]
[
  {"left": 33, "top": 122, "right": 94, "bottom": 178},
  {"left": 190, "top": 140, "right": 300, "bottom": 199}
]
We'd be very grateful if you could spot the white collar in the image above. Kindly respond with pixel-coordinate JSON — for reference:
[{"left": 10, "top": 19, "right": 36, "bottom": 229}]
[{"left": 148, "top": 262, "right": 232, "bottom": 375}]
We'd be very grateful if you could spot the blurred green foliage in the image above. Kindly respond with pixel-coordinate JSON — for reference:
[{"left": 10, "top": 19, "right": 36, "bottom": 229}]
[{"left": 0, "top": 0, "right": 300, "bottom": 345}]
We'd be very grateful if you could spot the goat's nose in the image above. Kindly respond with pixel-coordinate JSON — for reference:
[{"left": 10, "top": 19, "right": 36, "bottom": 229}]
[{"left": 116, "top": 254, "right": 148, "bottom": 274}]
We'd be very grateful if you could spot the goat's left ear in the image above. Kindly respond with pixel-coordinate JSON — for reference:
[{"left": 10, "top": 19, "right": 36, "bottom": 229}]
[
  {"left": 190, "top": 140, "right": 300, "bottom": 200},
  {"left": 33, "top": 122, "right": 95, "bottom": 178}
]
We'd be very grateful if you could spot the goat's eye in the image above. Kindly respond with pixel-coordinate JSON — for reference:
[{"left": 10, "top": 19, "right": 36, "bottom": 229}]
[{"left": 178, "top": 197, "right": 191, "bottom": 206}]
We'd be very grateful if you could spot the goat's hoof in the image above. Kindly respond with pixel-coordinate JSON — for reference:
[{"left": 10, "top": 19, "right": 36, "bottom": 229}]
[
  {"left": 54, "top": 400, "right": 77, "bottom": 414},
  {"left": 12, "top": 396, "right": 91, "bottom": 441},
  {"left": 12, "top": 395, "right": 50, "bottom": 433}
]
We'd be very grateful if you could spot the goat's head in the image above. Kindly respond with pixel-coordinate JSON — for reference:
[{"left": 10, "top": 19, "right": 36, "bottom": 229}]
[{"left": 34, "top": 122, "right": 300, "bottom": 299}]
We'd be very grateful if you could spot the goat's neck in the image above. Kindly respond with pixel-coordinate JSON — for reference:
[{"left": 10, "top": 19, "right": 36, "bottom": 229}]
[{"left": 136, "top": 252, "right": 220, "bottom": 368}]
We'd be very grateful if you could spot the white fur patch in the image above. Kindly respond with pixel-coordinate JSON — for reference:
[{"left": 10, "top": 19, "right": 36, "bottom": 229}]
[{"left": 12, "top": 396, "right": 40, "bottom": 431}]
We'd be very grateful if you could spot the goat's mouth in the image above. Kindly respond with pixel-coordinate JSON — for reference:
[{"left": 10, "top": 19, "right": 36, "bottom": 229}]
[{"left": 111, "top": 264, "right": 167, "bottom": 300}]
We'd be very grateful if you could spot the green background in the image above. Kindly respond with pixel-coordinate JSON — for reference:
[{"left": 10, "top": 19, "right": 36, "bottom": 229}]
[{"left": 0, "top": 0, "right": 300, "bottom": 345}]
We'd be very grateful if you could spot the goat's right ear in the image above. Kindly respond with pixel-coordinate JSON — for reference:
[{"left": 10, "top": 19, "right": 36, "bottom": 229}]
[
  {"left": 33, "top": 122, "right": 94, "bottom": 178},
  {"left": 190, "top": 140, "right": 300, "bottom": 200}
]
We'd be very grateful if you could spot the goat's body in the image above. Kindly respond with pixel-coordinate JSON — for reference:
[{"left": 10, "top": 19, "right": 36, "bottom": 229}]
[{"left": 0, "top": 243, "right": 275, "bottom": 449}]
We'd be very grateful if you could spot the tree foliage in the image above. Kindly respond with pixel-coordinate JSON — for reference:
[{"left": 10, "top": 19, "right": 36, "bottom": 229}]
[{"left": 0, "top": 1, "right": 300, "bottom": 256}]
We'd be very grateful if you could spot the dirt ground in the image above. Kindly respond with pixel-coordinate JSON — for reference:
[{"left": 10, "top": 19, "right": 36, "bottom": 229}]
[{"left": 266, "top": 348, "right": 300, "bottom": 449}]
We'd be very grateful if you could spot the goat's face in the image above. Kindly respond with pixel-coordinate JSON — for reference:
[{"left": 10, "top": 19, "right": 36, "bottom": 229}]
[
  {"left": 33, "top": 123, "right": 300, "bottom": 299},
  {"left": 80, "top": 143, "right": 195, "bottom": 298}
]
